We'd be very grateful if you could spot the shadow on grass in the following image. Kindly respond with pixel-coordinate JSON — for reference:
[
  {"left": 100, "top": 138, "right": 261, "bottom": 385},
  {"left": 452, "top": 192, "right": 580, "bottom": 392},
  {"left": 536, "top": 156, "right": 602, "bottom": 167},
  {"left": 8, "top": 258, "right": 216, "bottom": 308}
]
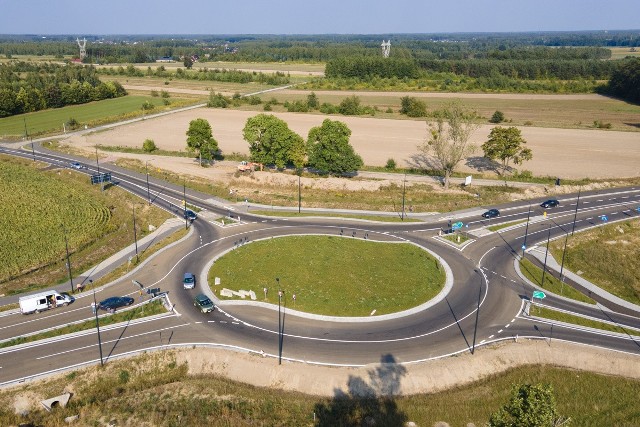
[{"left": 313, "top": 354, "right": 409, "bottom": 427}]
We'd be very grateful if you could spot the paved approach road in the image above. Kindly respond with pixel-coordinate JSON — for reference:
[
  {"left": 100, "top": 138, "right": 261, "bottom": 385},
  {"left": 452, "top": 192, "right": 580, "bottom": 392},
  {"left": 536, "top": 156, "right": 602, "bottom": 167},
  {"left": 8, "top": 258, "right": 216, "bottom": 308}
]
[{"left": 1, "top": 146, "right": 639, "bottom": 386}]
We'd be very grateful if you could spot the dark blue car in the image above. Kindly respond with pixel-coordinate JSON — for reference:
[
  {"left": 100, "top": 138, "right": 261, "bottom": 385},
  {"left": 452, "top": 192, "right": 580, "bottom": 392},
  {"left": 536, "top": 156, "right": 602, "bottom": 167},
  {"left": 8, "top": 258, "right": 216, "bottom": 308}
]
[{"left": 98, "top": 296, "right": 134, "bottom": 312}]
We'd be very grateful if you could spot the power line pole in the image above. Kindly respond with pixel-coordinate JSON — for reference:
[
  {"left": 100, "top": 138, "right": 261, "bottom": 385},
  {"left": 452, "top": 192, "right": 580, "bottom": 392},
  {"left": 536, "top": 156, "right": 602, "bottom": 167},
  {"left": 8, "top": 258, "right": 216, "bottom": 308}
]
[{"left": 61, "top": 224, "right": 74, "bottom": 294}]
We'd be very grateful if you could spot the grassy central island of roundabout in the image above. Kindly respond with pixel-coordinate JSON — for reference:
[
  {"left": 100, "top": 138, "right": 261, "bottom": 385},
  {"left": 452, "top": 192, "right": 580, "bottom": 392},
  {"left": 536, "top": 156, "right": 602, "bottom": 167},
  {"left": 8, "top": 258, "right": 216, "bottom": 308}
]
[{"left": 208, "top": 235, "right": 446, "bottom": 316}]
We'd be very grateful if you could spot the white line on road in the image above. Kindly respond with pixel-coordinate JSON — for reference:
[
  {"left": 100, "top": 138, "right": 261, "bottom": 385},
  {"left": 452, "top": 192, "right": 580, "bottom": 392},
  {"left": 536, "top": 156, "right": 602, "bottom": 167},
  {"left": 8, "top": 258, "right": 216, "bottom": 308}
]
[
  {"left": 505, "top": 324, "right": 510, "bottom": 328},
  {"left": 498, "top": 329, "right": 503, "bottom": 333},
  {"left": 489, "top": 335, "right": 495, "bottom": 339}
]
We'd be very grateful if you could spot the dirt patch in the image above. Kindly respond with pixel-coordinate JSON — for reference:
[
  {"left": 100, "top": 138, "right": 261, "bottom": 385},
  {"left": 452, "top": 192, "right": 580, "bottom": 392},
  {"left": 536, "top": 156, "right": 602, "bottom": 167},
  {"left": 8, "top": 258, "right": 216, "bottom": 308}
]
[{"left": 65, "top": 107, "right": 640, "bottom": 180}]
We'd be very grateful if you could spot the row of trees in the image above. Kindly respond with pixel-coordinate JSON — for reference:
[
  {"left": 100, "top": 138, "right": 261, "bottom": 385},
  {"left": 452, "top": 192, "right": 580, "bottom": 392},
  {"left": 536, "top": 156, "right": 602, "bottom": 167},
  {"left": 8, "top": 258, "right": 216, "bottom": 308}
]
[
  {"left": 185, "top": 114, "right": 363, "bottom": 175},
  {"left": 96, "top": 65, "right": 290, "bottom": 86},
  {"left": 604, "top": 57, "right": 640, "bottom": 104},
  {"left": 0, "top": 62, "right": 126, "bottom": 118}
]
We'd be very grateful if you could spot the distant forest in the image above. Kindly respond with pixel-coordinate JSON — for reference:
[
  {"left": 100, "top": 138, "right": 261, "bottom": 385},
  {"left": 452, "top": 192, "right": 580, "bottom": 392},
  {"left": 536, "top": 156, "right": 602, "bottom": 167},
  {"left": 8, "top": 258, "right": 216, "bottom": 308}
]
[{"left": 0, "top": 31, "right": 638, "bottom": 104}]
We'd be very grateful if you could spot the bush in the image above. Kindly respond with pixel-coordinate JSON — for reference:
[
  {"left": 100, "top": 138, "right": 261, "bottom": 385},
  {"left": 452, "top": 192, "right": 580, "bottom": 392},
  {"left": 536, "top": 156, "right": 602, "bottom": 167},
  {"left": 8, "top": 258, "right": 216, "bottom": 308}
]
[
  {"left": 399, "top": 96, "right": 427, "bottom": 117},
  {"left": 150, "top": 90, "right": 159, "bottom": 97},
  {"left": 489, "top": 110, "right": 505, "bottom": 123},
  {"left": 142, "top": 139, "right": 157, "bottom": 152},
  {"left": 319, "top": 103, "right": 338, "bottom": 114},
  {"left": 338, "top": 95, "right": 361, "bottom": 115},
  {"left": 141, "top": 101, "right": 155, "bottom": 111},
  {"left": 66, "top": 117, "right": 80, "bottom": 130},
  {"left": 161, "top": 90, "right": 170, "bottom": 98},
  {"left": 263, "top": 103, "right": 272, "bottom": 111},
  {"left": 385, "top": 158, "right": 397, "bottom": 170},
  {"left": 208, "top": 92, "right": 229, "bottom": 108},
  {"left": 593, "top": 120, "right": 612, "bottom": 129},
  {"left": 247, "top": 95, "right": 262, "bottom": 105}
]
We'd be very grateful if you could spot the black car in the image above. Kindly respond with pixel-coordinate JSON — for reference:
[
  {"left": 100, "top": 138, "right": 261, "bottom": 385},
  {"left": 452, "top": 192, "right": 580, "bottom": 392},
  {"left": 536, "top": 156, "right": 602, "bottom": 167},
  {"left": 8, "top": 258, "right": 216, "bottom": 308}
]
[
  {"left": 194, "top": 293, "right": 215, "bottom": 313},
  {"left": 540, "top": 199, "right": 559, "bottom": 208},
  {"left": 482, "top": 208, "right": 500, "bottom": 219},
  {"left": 184, "top": 209, "right": 197, "bottom": 221},
  {"left": 98, "top": 296, "right": 134, "bottom": 312}
]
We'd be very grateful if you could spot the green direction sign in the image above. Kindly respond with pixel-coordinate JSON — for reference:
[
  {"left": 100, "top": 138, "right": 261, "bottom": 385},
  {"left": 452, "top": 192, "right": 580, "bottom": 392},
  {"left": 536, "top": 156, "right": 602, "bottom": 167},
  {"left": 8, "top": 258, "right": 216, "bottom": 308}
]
[{"left": 532, "top": 290, "right": 546, "bottom": 299}]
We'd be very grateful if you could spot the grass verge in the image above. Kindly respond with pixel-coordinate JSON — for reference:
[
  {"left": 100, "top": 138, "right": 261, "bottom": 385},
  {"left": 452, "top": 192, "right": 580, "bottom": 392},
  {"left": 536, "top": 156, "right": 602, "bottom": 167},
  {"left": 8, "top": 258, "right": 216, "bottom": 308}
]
[
  {"left": 548, "top": 218, "right": 640, "bottom": 306},
  {"left": 0, "top": 300, "right": 166, "bottom": 349},
  {"left": 488, "top": 219, "right": 528, "bottom": 232},
  {"left": 209, "top": 235, "right": 445, "bottom": 316},
  {"left": 519, "top": 258, "right": 596, "bottom": 304},
  {"left": 249, "top": 209, "right": 422, "bottom": 222},
  {"left": 529, "top": 304, "right": 640, "bottom": 335},
  {"left": 442, "top": 233, "right": 471, "bottom": 244}
]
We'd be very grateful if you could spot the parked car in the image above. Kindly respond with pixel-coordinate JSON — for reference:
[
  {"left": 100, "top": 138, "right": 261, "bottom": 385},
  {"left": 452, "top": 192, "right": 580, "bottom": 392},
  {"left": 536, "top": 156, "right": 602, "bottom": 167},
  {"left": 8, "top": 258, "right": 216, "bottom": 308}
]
[
  {"left": 184, "top": 209, "right": 197, "bottom": 221},
  {"left": 194, "top": 293, "right": 215, "bottom": 313},
  {"left": 98, "top": 296, "right": 134, "bottom": 312},
  {"left": 70, "top": 162, "right": 85, "bottom": 170},
  {"left": 482, "top": 208, "right": 500, "bottom": 219},
  {"left": 183, "top": 272, "right": 196, "bottom": 289},
  {"left": 540, "top": 199, "right": 559, "bottom": 208}
]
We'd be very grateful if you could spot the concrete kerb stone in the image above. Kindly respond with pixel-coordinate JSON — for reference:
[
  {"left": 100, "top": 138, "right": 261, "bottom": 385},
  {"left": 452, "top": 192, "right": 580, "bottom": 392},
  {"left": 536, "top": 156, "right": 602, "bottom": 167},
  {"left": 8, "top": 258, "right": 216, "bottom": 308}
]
[{"left": 199, "top": 232, "right": 454, "bottom": 323}]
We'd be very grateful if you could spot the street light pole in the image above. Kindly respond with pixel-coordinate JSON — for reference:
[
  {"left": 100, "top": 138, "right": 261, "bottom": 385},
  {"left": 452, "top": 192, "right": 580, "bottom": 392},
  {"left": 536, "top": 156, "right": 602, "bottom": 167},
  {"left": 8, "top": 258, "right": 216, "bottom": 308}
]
[
  {"left": 541, "top": 224, "right": 552, "bottom": 288},
  {"left": 401, "top": 173, "right": 406, "bottom": 221},
  {"left": 471, "top": 269, "right": 482, "bottom": 355},
  {"left": 558, "top": 231, "right": 569, "bottom": 295},
  {"left": 183, "top": 180, "right": 188, "bottom": 230},
  {"left": 31, "top": 137, "right": 35, "bottom": 161},
  {"left": 93, "top": 288, "right": 104, "bottom": 366},
  {"left": 146, "top": 161, "right": 151, "bottom": 205},
  {"left": 276, "top": 277, "right": 282, "bottom": 365},
  {"left": 522, "top": 204, "right": 531, "bottom": 257},
  {"left": 133, "top": 205, "right": 139, "bottom": 263},
  {"left": 61, "top": 224, "right": 74, "bottom": 294},
  {"left": 298, "top": 172, "right": 301, "bottom": 214},
  {"left": 571, "top": 188, "right": 581, "bottom": 236},
  {"left": 95, "top": 146, "right": 100, "bottom": 174}
]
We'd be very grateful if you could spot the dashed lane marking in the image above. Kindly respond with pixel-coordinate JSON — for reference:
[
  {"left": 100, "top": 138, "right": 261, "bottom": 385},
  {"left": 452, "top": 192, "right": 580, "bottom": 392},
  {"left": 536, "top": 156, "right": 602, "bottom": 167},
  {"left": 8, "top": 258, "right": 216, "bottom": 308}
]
[
  {"left": 498, "top": 329, "right": 503, "bottom": 333},
  {"left": 489, "top": 335, "right": 495, "bottom": 339}
]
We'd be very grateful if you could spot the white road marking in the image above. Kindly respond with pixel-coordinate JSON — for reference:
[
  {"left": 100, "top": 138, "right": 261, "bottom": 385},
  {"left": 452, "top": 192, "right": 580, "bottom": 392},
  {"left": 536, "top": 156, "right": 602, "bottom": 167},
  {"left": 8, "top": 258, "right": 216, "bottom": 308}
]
[
  {"left": 489, "top": 335, "right": 494, "bottom": 339},
  {"left": 505, "top": 324, "right": 510, "bottom": 328},
  {"left": 498, "top": 329, "right": 503, "bottom": 333}
]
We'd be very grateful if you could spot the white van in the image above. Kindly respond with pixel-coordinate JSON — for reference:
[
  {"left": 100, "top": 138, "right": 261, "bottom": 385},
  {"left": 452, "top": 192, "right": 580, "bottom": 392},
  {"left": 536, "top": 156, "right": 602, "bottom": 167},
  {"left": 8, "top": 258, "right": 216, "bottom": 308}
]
[{"left": 19, "top": 290, "right": 72, "bottom": 315}]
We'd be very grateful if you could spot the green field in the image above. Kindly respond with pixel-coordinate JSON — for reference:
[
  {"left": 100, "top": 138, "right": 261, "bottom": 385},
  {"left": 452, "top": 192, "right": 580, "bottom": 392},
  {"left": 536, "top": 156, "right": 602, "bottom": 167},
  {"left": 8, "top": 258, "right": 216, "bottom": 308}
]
[
  {"left": 0, "top": 351, "right": 638, "bottom": 426},
  {"left": 549, "top": 218, "right": 640, "bottom": 305},
  {"left": 0, "top": 155, "right": 171, "bottom": 295},
  {"left": 0, "top": 95, "right": 198, "bottom": 138},
  {"left": 209, "top": 236, "right": 445, "bottom": 316}
]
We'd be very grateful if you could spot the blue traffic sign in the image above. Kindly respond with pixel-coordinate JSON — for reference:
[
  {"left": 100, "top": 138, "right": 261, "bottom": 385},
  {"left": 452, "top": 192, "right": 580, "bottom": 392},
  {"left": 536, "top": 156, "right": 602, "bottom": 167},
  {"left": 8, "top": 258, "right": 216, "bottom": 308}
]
[{"left": 601, "top": 215, "right": 608, "bottom": 222}]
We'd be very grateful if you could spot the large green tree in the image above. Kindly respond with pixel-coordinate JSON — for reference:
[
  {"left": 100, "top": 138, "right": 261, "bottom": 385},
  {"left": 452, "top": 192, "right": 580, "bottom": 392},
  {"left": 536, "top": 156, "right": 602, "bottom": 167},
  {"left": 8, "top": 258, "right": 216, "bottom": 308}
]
[
  {"left": 482, "top": 126, "right": 533, "bottom": 177},
  {"left": 186, "top": 118, "right": 218, "bottom": 166},
  {"left": 307, "top": 119, "right": 363, "bottom": 175},
  {"left": 417, "top": 100, "right": 479, "bottom": 189},
  {"left": 242, "top": 114, "right": 306, "bottom": 169},
  {"left": 489, "top": 383, "right": 569, "bottom": 427},
  {"left": 606, "top": 57, "right": 640, "bottom": 104}
]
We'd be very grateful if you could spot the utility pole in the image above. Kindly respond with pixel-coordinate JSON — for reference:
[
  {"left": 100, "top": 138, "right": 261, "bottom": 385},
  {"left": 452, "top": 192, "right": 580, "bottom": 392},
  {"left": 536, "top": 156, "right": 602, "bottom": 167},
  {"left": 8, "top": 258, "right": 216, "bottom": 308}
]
[
  {"left": 61, "top": 224, "right": 74, "bottom": 294},
  {"left": 559, "top": 231, "right": 569, "bottom": 295}
]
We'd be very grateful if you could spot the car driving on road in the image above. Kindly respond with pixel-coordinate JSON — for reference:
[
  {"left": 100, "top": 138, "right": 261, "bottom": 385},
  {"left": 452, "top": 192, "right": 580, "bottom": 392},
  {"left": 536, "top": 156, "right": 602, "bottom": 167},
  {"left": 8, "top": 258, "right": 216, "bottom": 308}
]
[
  {"left": 183, "top": 272, "right": 196, "bottom": 289},
  {"left": 98, "top": 296, "right": 134, "bottom": 312},
  {"left": 481, "top": 208, "right": 500, "bottom": 219},
  {"left": 540, "top": 199, "right": 559, "bottom": 208},
  {"left": 184, "top": 210, "right": 197, "bottom": 221},
  {"left": 194, "top": 293, "right": 215, "bottom": 313},
  {"left": 70, "top": 162, "right": 86, "bottom": 170}
]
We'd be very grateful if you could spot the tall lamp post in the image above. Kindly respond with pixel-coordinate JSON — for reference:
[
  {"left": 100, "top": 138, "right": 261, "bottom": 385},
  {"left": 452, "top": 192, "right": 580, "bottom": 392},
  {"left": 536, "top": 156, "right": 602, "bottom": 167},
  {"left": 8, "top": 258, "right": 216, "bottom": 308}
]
[
  {"left": 571, "top": 188, "right": 581, "bottom": 236},
  {"left": 541, "top": 224, "right": 552, "bottom": 288},
  {"left": 132, "top": 205, "right": 139, "bottom": 264},
  {"left": 276, "top": 277, "right": 283, "bottom": 365},
  {"left": 183, "top": 180, "right": 188, "bottom": 230},
  {"left": 61, "top": 224, "right": 74, "bottom": 294},
  {"left": 401, "top": 173, "right": 407, "bottom": 221},
  {"left": 145, "top": 161, "right": 151, "bottom": 205},
  {"left": 93, "top": 287, "right": 104, "bottom": 366},
  {"left": 297, "top": 172, "right": 302, "bottom": 214},
  {"left": 522, "top": 204, "right": 531, "bottom": 257}
]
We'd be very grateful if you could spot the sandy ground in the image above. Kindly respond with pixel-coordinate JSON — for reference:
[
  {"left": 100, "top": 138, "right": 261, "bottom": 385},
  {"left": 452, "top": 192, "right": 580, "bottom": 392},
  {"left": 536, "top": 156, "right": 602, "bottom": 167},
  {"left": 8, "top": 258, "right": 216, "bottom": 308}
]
[
  {"left": 68, "top": 106, "right": 640, "bottom": 180},
  {"left": 174, "top": 340, "right": 640, "bottom": 397}
]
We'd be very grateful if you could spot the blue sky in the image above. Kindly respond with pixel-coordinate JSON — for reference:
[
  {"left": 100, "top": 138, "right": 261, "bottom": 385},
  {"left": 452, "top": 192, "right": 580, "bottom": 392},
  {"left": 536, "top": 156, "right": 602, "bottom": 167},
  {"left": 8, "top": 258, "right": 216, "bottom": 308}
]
[{"left": 1, "top": 0, "right": 638, "bottom": 34}]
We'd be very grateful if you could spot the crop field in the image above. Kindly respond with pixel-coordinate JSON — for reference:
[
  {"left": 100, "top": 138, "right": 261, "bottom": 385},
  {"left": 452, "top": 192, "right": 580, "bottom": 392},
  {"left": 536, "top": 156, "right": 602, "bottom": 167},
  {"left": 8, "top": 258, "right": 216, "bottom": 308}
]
[
  {"left": 0, "top": 95, "right": 198, "bottom": 138},
  {"left": 0, "top": 155, "right": 171, "bottom": 295},
  {"left": 208, "top": 235, "right": 445, "bottom": 316},
  {"left": 609, "top": 47, "right": 640, "bottom": 60}
]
